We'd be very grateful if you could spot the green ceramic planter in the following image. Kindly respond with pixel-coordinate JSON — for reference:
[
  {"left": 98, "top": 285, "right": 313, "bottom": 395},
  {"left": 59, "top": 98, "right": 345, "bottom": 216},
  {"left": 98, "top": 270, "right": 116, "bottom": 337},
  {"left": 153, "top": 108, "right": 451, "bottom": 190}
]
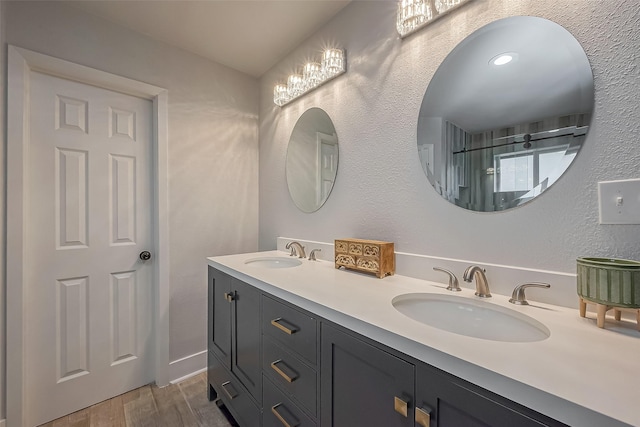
[{"left": 576, "top": 257, "right": 640, "bottom": 308}]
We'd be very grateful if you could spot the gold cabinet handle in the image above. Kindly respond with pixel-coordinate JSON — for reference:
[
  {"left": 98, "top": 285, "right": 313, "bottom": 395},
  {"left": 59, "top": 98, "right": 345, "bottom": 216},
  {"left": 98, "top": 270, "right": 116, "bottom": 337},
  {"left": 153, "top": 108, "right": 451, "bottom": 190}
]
[
  {"left": 271, "top": 403, "right": 299, "bottom": 427},
  {"left": 270, "top": 317, "right": 298, "bottom": 335},
  {"left": 416, "top": 406, "right": 431, "bottom": 427},
  {"left": 224, "top": 292, "right": 235, "bottom": 302},
  {"left": 270, "top": 359, "right": 298, "bottom": 383},
  {"left": 394, "top": 396, "right": 408, "bottom": 417},
  {"left": 220, "top": 381, "right": 238, "bottom": 400}
]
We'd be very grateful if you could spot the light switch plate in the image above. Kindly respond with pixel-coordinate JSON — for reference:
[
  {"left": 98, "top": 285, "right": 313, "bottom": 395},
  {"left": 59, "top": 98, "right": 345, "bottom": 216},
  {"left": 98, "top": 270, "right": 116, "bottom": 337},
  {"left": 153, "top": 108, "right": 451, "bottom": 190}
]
[{"left": 598, "top": 179, "right": 640, "bottom": 224}]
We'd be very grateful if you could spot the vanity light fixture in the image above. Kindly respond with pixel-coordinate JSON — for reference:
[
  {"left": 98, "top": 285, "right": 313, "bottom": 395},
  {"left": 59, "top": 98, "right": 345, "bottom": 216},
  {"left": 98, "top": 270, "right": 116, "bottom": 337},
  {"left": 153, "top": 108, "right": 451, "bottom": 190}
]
[
  {"left": 273, "top": 48, "right": 346, "bottom": 106},
  {"left": 397, "top": 0, "right": 473, "bottom": 38}
]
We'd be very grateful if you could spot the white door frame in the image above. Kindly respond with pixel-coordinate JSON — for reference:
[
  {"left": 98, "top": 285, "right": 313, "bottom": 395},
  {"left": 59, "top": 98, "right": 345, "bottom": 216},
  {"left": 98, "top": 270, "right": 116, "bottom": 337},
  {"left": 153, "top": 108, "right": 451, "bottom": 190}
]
[{"left": 6, "top": 45, "right": 170, "bottom": 426}]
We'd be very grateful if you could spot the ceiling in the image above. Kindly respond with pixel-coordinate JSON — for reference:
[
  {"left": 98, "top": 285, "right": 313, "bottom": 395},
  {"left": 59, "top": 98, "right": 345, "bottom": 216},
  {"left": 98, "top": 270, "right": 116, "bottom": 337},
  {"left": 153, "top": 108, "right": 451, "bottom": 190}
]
[{"left": 66, "top": 0, "right": 351, "bottom": 78}]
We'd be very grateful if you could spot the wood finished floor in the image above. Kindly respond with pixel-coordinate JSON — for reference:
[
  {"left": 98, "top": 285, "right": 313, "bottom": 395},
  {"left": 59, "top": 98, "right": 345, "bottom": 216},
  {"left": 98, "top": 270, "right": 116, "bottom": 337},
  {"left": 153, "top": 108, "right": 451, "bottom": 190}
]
[{"left": 39, "top": 373, "right": 234, "bottom": 427}]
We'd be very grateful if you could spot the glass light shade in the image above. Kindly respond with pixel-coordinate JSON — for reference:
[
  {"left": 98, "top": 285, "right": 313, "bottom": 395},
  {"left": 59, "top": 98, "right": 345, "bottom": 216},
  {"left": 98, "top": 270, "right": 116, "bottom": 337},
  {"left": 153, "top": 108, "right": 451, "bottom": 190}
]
[
  {"left": 273, "top": 48, "right": 346, "bottom": 106},
  {"left": 397, "top": 0, "right": 472, "bottom": 38},
  {"left": 303, "top": 62, "right": 323, "bottom": 89},
  {"left": 273, "top": 84, "right": 288, "bottom": 106},
  {"left": 435, "top": 0, "right": 462, "bottom": 13},
  {"left": 322, "top": 49, "right": 345, "bottom": 76},
  {"left": 397, "top": 0, "right": 431, "bottom": 37},
  {"left": 287, "top": 74, "right": 304, "bottom": 97}
]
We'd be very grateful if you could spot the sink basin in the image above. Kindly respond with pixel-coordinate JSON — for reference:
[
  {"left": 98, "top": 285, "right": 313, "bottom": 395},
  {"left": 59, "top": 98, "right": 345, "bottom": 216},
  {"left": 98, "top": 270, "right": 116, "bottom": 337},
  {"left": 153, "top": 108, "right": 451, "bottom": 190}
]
[
  {"left": 392, "top": 293, "right": 549, "bottom": 342},
  {"left": 244, "top": 257, "right": 302, "bottom": 269}
]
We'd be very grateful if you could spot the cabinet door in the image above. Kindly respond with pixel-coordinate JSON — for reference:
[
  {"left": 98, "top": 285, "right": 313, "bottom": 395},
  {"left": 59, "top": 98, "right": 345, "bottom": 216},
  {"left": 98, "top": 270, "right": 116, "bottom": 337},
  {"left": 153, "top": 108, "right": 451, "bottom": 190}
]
[
  {"left": 209, "top": 349, "right": 261, "bottom": 427},
  {"left": 417, "top": 364, "right": 566, "bottom": 427},
  {"left": 208, "top": 266, "right": 232, "bottom": 369},
  {"left": 321, "top": 324, "right": 414, "bottom": 427},
  {"left": 232, "top": 277, "right": 262, "bottom": 401}
]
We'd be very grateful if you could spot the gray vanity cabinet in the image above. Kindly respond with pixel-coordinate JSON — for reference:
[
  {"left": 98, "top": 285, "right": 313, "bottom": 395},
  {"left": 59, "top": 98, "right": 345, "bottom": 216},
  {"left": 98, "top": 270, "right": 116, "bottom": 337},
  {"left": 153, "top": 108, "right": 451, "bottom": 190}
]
[
  {"left": 207, "top": 266, "right": 261, "bottom": 425},
  {"left": 207, "top": 266, "right": 567, "bottom": 427},
  {"left": 416, "top": 364, "right": 566, "bottom": 427},
  {"left": 320, "top": 324, "right": 415, "bottom": 427}
]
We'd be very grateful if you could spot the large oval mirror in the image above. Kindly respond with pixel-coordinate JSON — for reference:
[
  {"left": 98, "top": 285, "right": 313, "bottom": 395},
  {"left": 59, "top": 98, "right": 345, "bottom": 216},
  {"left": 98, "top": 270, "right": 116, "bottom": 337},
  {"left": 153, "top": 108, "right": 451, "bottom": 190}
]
[
  {"left": 286, "top": 108, "right": 339, "bottom": 213},
  {"left": 417, "top": 16, "right": 594, "bottom": 212}
]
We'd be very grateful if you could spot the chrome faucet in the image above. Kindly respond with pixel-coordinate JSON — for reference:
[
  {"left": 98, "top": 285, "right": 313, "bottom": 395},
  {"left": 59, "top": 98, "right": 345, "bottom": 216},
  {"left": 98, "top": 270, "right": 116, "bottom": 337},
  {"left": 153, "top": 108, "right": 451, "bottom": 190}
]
[
  {"left": 509, "top": 282, "right": 550, "bottom": 305},
  {"left": 308, "top": 249, "right": 321, "bottom": 261},
  {"left": 463, "top": 265, "right": 491, "bottom": 298},
  {"left": 433, "top": 267, "right": 461, "bottom": 292},
  {"left": 285, "top": 241, "right": 306, "bottom": 259}
]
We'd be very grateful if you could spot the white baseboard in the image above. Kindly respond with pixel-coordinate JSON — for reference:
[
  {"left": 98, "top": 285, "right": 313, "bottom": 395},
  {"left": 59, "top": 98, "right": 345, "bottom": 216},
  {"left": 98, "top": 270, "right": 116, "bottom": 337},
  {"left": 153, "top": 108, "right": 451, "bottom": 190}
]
[
  {"left": 168, "top": 350, "right": 207, "bottom": 384},
  {"left": 277, "top": 237, "right": 578, "bottom": 309},
  {"left": 170, "top": 367, "right": 207, "bottom": 385}
]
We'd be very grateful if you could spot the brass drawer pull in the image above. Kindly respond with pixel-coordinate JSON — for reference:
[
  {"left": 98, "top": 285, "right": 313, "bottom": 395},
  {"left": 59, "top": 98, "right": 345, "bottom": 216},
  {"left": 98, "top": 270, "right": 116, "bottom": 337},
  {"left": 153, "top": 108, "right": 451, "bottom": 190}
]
[
  {"left": 220, "top": 381, "right": 238, "bottom": 400},
  {"left": 394, "top": 396, "right": 408, "bottom": 417},
  {"left": 270, "top": 359, "right": 298, "bottom": 383},
  {"left": 270, "top": 317, "right": 298, "bottom": 335},
  {"left": 271, "top": 403, "right": 299, "bottom": 427},
  {"left": 416, "top": 406, "right": 432, "bottom": 427}
]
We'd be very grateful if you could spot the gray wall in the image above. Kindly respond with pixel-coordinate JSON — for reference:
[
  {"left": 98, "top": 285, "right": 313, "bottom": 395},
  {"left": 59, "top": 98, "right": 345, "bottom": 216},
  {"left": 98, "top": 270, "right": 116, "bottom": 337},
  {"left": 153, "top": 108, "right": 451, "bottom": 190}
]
[
  {"left": 3, "top": 0, "right": 259, "bottom": 404},
  {"left": 258, "top": 1, "right": 640, "bottom": 272},
  {"left": 0, "top": 0, "right": 6, "bottom": 420}
]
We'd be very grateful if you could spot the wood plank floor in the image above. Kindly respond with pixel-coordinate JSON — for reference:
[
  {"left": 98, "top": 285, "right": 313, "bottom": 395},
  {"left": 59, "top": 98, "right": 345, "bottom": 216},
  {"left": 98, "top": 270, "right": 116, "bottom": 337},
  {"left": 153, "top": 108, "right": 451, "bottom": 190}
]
[{"left": 39, "top": 373, "right": 234, "bottom": 427}]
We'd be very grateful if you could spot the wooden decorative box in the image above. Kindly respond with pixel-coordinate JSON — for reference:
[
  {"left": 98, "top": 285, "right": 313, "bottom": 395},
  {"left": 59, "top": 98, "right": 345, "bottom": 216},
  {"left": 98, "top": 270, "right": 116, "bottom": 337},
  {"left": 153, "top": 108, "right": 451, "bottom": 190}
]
[{"left": 334, "top": 238, "right": 395, "bottom": 278}]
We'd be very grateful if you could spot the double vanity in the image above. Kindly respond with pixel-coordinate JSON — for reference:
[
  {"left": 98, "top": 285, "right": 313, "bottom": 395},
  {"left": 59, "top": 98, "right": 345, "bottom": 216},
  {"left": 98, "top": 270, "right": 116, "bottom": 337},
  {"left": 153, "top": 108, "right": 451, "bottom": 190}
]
[
  {"left": 207, "top": 250, "right": 639, "bottom": 427},
  {"left": 206, "top": 10, "right": 636, "bottom": 427}
]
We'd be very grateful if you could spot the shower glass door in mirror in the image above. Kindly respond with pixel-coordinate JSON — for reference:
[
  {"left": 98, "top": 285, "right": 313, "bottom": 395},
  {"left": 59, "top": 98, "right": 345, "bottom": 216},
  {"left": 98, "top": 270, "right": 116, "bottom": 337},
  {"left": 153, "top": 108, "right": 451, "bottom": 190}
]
[
  {"left": 417, "top": 16, "right": 594, "bottom": 212},
  {"left": 286, "top": 108, "right": 339, "bottom": 213}
]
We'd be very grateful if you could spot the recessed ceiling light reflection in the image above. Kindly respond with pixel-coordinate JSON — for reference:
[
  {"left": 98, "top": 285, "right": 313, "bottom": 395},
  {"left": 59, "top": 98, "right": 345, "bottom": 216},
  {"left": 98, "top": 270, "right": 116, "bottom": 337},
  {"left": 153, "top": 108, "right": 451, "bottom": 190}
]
[
  {"left": 494, "top": 55, "right": 512, "bottom": 65},
  {"left": 489, "top": 52, "right": 518, "bottom": 67}
]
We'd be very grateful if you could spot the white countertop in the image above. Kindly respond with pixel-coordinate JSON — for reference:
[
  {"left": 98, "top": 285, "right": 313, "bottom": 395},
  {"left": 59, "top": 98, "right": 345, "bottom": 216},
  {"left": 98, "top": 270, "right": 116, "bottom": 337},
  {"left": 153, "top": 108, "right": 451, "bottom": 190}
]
[{"left": 208, "top": 250, "right": 640, "bottom": 427}]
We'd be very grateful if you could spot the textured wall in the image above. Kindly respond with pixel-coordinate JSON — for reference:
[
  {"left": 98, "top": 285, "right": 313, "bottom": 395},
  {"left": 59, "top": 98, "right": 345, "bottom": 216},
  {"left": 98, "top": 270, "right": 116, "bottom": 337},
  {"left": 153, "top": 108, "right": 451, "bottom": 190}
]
[
  {"left": 0, "top": 1, "right": 6, "bottom": 420},
  {"left": 259, "top": 0, "right": 640, "bottom": 276},
  {"left": 5, "top": 1, "right": 259, "bottom": 367}
]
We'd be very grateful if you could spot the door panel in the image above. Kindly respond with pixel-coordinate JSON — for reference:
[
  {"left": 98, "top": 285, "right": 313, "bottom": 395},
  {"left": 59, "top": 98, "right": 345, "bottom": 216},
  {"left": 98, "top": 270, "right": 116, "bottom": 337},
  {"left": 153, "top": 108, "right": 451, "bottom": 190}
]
[
  {"left": 56, "top": 276, "right": 90, "bottom": 382},
  {"left": 56, "top": 148, "right": 89, "bottom": 248},
  {"left": 25, "top": 71, "right": 154, "bottom": 426},
  {"left": 317, "top": 132, "right": 337, "bottom": 204},
  {"left": 110, "top": 154, "right": 137, "bottom": 245}
]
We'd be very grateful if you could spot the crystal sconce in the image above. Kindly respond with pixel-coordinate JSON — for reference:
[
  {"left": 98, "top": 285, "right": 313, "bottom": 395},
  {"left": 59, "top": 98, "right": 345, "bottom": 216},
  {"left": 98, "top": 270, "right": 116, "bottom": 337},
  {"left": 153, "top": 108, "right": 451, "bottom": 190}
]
[
  {"left": 273, "top": 48, "right": 346, "bottom": 106},
  {"left": 397, "top": 0, "right": 473, "bottom": 38}
]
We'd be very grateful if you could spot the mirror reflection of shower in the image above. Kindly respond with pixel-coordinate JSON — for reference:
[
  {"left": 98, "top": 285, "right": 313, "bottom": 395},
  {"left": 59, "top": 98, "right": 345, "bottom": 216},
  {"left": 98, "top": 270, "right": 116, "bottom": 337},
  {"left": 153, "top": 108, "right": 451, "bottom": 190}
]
[{"left": 443, "top": 116, "right": 589, "bottom": 211}]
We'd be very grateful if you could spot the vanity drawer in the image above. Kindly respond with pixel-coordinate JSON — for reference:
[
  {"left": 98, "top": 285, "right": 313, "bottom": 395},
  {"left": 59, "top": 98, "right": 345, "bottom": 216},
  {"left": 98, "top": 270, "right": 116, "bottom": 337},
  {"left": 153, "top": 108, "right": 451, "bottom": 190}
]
[
  {"left": 263, "top": 295, "right": 317, "bottom": 365},
  {"left": 263, "top": 375, "right": 316, "bottom": 427},
  {"left": 208, "top": 351, "right": 260, "bottom": 427},
  {"left": 263, "top": 336, "right": 317, "bottom": 416}
]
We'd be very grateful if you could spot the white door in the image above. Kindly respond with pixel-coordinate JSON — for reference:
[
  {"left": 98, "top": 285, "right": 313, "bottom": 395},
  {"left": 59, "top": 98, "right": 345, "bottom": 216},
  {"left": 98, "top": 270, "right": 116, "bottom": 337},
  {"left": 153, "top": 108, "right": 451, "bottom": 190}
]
[
  {"left": 24, "top": 70, "right": 154, "bottom": 426},
  {"left": 318, "top": 132, "right": 338, "bottom": 204}
]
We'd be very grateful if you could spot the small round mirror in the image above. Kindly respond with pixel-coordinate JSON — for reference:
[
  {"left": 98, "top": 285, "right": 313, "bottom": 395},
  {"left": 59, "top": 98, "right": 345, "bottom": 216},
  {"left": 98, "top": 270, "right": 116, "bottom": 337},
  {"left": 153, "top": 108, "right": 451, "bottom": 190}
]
[
  {"left": 417, "top": 16, "right": 594, "bottom": 212},
  {"left": 286, "top": 108, "right": 339, "bottom": 213}
]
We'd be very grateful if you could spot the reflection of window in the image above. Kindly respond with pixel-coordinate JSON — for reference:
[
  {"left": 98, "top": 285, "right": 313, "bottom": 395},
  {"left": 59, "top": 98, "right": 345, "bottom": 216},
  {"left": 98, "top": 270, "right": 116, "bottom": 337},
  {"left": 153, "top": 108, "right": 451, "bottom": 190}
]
[
  {"left": 494, "top": 146, "right": 572, "bottom": 193},
  {"left": 495, "top": 154, "right": 533, "bottom": 192}
]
